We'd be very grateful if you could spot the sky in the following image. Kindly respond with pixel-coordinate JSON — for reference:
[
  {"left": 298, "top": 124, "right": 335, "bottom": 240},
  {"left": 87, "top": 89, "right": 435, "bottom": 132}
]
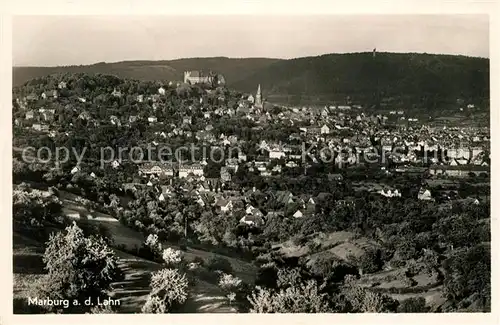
[{"left": 12, "top": 15, "right": 489, "bottom": 66}]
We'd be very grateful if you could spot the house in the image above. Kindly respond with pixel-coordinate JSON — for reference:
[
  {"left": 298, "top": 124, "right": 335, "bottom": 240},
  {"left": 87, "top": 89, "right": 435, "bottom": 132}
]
[
  {"left": 129, "top": 115, "right": 139, "bottom": 123},
  {"left": 158, "top": 193, "right": 166, "bottom": 202},
  {"left": 58, "top": 81, "right": 67, "bottom": 89},
  {"left": 293, "top": 210, "right": 304, "bottom": 218},
  {"left": 239, "top": 215, "right": 264, "bottom": 227},
  {"left": 158, "top": 87, "right": 166, "bottom": 95},
  {"left": 327, "top": 173, "right": 343, "bottom": 181},
  {"left": 269, "top": 149, "right": 285, "bottom": 160},
  {"left": 136, "top": 95, "right": 144, "bottom": 103},
  {"left": 90, "top": 172, "right": 96, "bottom": 178},
  {"left": 32, "top": 124, "right": 49, "bottom": 132},
  {"left": 184, "top": 70, "right": 216, "bottom": 85},
  {"left": 139, "top": 163, "right": 175, "bottom": 177},
  {"left": 148, "top": 116, "right": 158, "bottom": 124},
  {"left": 196, "top": 196, "right": 206, "bottom": 207},
  {"left": 275, "top": 190, "right": 294, "bottom": 204},
  {"left": 320, "top": 124, "right": 330, "bottom": 134},
  {"left": 25, "top": 110, "right": 34, "bottom": 120},
  {"left": 70, "top": 166, "right": 81, "bottom": 175},
  {"left": 216, "top": 199, "right": 233, "bottom": 212},
  {"left": 429, "top": 165, "right": 489, "bottom": 178},
  {"left": 110, "top": 116, "right": 121, "bottom": 126},
  {"left": 111, "top": 88, "right": 122, "bottom": 97},
  {"left": 417, "top": 188, "right": 433, "bottom": 201},
  {"left": 179, "top": 164, "right": 204, "bottom": 178},
  {"left": 182, "top": 116, "right": 192, "bottom": 125},
  {"left": 41, "top": 90, "right": 58, "bottom": 99},
  {"left": 378, "top": 188, "right": 401, "bottom": 198}
]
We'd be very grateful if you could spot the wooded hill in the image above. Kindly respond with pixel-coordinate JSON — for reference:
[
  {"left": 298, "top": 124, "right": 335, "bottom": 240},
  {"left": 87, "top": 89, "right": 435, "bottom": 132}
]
[{"left": 14, "top": 52, "right": 489, "bottom": 108}]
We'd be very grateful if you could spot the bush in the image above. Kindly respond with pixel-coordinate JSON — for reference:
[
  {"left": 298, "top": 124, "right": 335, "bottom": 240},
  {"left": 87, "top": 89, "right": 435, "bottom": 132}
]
[
  {"left": 38, "top": 222, "right": 123, "bottom": 313},
  {"left": 145, "top": 233, "right": 162, "bottom": 255},
  {"left": 248, "top": 279, "right": 331, "bottom": 313},
  {"left": 162, "top": 248, "right": 183, "bottom": 268},
  {"left": 397, "top": 297, "right": 428, "bottom": 312},
  {"left": 206, "top": 256, "right": 233, "bottom": 274},
  {"left": 142, "top": 268, "right": 189, "bottom": 313},
  {"left": 218, "top": 273, "right": 243, "bottom": 292}
]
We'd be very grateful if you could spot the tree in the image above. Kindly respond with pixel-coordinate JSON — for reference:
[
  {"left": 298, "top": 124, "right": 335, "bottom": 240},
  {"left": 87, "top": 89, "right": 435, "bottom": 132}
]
[
  {"left": 37, "top": 222, "right": 122, "bottom": 313},
  {"left": 350, "top": 248, "right": 383, "bottom": 274},
  {"left": 162, "top": 248, "right": 184, "bottom": 268},
  {"left": 218, "top": 273, "right": 244, "bottom": 305},
  {"left": 443, "top": 244, "right": 490, "bottom": 311},
  {"left": 206, "top": 256, "right": 233, "bottom": 274},
  {"left": 340, "top": 277, "right": 399, "bottom": 313},
  {"left": 142, "top": 268, "right": 189, "bottom": 313}
]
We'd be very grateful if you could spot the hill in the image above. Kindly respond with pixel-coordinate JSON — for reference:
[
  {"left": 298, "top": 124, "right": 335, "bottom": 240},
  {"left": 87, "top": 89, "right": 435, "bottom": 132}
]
[
  {"left": 232, "top": 52, "right": 489, "bottom": 107},
  {"left": 13, "top": 57, "right": 281, "bottom": 87},
  {"left": 13, "top": 52, "right": 489, "bottom": 109}
]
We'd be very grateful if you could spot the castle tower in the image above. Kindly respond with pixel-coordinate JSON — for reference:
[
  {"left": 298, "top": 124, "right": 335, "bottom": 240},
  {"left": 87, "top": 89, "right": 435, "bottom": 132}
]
[{"left": 255, "top": 84, "right": 262, "bottom": 107}]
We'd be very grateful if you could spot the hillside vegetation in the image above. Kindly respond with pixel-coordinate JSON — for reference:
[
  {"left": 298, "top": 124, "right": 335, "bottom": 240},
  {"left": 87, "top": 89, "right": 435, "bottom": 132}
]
[{"left": 13, "top": 57, "right": 280, "bottom": 87}]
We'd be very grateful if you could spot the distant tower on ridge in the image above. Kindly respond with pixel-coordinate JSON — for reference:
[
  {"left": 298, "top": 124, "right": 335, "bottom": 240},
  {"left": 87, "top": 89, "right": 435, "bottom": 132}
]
[
  {"left": 373, "top": 48, "right": 377, "bottom": 58},
  {"left": 255, "top": 84, "right": 263, "bottom": 108}
]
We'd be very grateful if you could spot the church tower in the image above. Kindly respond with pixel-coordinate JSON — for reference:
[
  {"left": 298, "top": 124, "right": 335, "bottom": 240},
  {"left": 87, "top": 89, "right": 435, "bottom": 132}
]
[{"left": 255, "top": 84, "right": 263, "bottom": 108}]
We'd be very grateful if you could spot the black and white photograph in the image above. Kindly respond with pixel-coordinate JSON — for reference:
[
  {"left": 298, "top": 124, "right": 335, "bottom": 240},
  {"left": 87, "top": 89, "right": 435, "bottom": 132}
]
[{"left": 4, "top": 3, "right": 496, "bottom": 320}]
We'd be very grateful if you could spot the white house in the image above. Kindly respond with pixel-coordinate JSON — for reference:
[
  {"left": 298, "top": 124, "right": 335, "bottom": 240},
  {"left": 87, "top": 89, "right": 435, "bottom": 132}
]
[
  {"left": 179, "top": 165, "right": 204, "bottom": 178},
  {"left": 417, "top": 188, "right": 433, "bottom": 201},
  {"left": 70, "top": 166, "right": 80, "bottom": 175},
  {"left": 239, "top": 215, "right": 264, "bottom": 227},
  {"left": 320, "top": 125, "right": 330, "bottom": 134},
  {"left": 148, "top": 116, "right": 158, "bottom": 124},
  {"left": 216, "top": 199, "right": 233, "bottom": 212},
  {"left": 158, "top": 87, "right": 166, "bottom": 95}
]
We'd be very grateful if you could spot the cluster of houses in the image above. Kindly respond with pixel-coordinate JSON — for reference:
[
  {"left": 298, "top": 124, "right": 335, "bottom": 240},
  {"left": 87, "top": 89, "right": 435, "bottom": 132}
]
[{"left": 14, "top": 75, "right": 490, "bottom": 224}]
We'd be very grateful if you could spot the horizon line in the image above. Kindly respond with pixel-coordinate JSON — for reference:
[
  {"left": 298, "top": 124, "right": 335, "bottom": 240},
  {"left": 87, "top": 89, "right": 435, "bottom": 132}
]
[{"left": 12, "top": 50, "right": 489, "bottom": 68}]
